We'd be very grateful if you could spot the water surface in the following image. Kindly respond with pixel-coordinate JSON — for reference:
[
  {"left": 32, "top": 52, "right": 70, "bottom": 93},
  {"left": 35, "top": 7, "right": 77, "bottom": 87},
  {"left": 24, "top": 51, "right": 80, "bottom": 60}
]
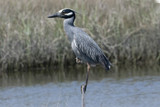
[{"left": 0, "top": 65, "right": 160, "bottom": 107}]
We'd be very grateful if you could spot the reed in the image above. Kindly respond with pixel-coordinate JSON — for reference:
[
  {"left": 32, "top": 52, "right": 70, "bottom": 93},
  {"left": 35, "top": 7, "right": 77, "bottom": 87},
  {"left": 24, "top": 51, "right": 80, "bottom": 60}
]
[{"left": 0, "top": 0, "right": 160, "bottom": 71}]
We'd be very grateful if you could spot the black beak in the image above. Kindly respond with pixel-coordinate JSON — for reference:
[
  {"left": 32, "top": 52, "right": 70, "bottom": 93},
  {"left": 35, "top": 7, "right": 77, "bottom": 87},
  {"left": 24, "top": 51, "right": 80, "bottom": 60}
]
[{"left": 48, "top": 13, "right": 59, "bottom": 18}]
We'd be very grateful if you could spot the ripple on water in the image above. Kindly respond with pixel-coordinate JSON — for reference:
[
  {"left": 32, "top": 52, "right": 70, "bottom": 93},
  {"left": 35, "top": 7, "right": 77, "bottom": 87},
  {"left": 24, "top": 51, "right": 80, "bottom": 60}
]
[{"left": 0, "top": 76, "right": 160, "bottom": 107}]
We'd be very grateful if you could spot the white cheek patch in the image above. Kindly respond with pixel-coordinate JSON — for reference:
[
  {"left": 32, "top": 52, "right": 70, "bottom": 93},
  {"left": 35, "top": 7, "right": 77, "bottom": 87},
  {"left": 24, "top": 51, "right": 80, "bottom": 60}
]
[
  {"left": 59, "top": 9, "right": 63, "bottom": 13},
  {"left": 65, "top": 12, "right": 73, "bottom": 16}
]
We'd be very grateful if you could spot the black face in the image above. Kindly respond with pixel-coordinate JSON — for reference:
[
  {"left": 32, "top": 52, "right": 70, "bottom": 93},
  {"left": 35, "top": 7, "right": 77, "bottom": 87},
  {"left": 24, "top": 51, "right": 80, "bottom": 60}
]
[{"left": 48, "top": 8, "right": 75, "bottom": 19}]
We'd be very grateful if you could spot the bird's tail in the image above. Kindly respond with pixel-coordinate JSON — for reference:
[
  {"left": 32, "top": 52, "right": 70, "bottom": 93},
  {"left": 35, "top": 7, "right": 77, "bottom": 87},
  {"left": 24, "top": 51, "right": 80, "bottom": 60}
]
[{"left": 100, "top": 55, "right": 111, "bottom": 71}]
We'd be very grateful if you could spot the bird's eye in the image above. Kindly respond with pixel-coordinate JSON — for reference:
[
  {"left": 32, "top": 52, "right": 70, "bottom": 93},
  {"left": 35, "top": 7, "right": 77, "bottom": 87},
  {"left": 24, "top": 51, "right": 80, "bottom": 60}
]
[{"left": 62, "top": 10, "right": 66, "bottom": 14}]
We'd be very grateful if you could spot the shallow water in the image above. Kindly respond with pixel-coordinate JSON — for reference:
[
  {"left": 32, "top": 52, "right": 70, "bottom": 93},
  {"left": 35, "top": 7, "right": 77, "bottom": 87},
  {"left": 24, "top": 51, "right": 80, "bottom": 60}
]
[{"left": 0, "top": 65, "right": 160, "bottom": 107}]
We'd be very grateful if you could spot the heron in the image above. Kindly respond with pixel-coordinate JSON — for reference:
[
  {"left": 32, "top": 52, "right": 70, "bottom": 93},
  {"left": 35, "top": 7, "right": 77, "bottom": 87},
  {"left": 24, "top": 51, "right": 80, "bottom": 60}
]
[{"left": 48, "top": 8, "right": 111, "bottom": 93}]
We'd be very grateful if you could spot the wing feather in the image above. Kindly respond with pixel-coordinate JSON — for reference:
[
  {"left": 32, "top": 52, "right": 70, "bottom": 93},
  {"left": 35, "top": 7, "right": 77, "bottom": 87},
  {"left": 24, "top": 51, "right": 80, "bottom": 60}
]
[
  {"left": 73, "top": 29, "right": 102, "bottom": 64},
  {"left": 71, "top": 27, "right": 111, "bottom": 70}
]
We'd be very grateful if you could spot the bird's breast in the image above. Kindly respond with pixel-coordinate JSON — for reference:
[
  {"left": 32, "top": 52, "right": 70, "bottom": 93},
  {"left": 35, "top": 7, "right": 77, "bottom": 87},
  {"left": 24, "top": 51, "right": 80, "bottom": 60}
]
[{"left": 71, "top": 39, "right": 80, "bottom": 55}]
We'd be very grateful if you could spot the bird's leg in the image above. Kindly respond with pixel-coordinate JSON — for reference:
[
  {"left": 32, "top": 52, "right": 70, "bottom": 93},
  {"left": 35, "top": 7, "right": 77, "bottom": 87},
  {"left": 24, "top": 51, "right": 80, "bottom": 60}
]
[
  {"left": 81, "top": 63, "right": 90, "bottom": 94},
  {"left": 76, "top": 57, "right": 83, "bottom": 63}
]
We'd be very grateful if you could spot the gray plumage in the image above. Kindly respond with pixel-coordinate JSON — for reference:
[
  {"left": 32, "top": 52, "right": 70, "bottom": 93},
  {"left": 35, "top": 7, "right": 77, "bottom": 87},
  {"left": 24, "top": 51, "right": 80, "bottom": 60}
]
[{"left": 48, "top": 8, "right": 111, "bottom": 71}]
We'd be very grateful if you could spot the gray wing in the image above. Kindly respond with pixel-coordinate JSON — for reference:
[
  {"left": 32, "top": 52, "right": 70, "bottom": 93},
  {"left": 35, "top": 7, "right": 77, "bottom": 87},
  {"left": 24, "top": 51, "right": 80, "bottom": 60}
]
[
  {"left": 71, "top": 27, "right": 111, "bottom": 70},
  {"left": 72, "top": 28, "right": 108, "bottom": 65},
  {"left": 75, "top": 35, "right": 101, "bottom": 63}
]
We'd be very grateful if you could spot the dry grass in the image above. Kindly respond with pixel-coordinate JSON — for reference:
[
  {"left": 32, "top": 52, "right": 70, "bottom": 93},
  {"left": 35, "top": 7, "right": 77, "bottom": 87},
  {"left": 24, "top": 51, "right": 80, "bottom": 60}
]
[{"left": 0, "top": 0, "right": 160, "bottom": 71}]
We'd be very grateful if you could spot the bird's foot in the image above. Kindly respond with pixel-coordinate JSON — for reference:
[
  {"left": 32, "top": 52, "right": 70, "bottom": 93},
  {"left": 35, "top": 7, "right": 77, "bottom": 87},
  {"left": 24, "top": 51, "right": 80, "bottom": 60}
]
[
  {"left": 81, "top": 84, "right": 87, "bottom": 94},
  {"left": 76, "top": 57, "right": 83, "bottom": 64}
]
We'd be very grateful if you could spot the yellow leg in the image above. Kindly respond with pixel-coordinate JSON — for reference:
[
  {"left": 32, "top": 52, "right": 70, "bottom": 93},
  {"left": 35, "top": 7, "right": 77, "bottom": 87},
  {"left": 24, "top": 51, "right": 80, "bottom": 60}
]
[{"left": 81, "top": 63, "right": 90, "bottom": 94}]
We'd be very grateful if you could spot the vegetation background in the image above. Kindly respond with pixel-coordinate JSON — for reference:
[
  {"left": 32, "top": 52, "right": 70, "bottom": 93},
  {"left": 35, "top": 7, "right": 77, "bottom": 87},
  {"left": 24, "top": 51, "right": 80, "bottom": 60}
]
[{"left": 0, "top": 0, "right": 160, "bottom": 71}]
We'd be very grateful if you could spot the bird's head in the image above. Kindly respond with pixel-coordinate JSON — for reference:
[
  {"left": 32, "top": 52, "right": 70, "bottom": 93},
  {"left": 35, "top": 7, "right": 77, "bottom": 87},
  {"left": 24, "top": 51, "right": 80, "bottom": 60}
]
[{"left": 48, "top": 8, "right": 76, "bottom": 19}]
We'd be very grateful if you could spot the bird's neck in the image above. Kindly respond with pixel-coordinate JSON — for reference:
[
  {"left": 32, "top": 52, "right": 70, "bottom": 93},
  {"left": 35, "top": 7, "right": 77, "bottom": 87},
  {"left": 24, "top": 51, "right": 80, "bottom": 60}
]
[
  {"left": 63, "top": 16, "right": 75, "bottom": 26},
  {"left": 63, "top": 16, "right": 75, "bottom": 42}
]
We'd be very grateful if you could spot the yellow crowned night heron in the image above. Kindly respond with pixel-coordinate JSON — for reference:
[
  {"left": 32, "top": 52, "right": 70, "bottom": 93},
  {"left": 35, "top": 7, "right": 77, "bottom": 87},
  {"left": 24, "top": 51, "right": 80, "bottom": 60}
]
[{"left": 48, "top": 8, "right": 111, "bottom": 93}]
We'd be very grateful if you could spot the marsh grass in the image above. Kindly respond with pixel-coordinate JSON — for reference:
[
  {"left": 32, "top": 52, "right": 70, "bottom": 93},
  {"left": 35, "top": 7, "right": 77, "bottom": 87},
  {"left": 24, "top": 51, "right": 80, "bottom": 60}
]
[{"left": 0, "top": 0, "right": 160, "bottom": 71}]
